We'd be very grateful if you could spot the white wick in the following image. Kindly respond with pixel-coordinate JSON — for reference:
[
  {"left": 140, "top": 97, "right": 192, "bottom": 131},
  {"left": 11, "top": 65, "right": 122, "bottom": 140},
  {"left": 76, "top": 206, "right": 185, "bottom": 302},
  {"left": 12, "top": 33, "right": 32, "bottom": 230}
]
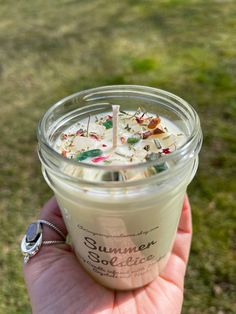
[{"left": 112, "top": 105, "right": 120, "bottom": 149}]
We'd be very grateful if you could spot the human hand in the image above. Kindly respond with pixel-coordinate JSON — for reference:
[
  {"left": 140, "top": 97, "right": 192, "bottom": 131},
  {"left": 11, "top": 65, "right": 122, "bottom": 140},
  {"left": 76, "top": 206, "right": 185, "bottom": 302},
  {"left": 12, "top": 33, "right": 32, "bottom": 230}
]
[{"left": 23, "top": 196, "right": 192, "bottom": 314}]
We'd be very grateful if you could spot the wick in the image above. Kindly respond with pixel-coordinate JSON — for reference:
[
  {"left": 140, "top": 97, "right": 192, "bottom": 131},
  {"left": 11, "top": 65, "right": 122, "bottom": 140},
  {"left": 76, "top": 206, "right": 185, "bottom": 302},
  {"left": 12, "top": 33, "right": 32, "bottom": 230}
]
[
  {"left": 86, "top": 115, "right": 91, "bottom": 137},
  {"left": 112, "top": 105, "right": 120, "bottom": 149}
]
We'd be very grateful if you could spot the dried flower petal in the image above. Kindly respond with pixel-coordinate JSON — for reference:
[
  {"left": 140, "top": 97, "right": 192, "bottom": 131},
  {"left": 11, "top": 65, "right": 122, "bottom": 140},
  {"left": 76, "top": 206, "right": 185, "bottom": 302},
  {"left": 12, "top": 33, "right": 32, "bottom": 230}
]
[
  {"left": 61, "top": 150, "right": 67, "bottom": 157},
  {"left": 60, "top": 133, "right": 68, "bottom": 140},
  {"left": 76, "top": 129, "right": 84, "bottom": 135},
  {"left": 148, "top": 117, "right": 161, "bottom": 129},
  {"left": 120, "top": 136, "right": 126, "bottom": 144},
  {"left": 91, "top": 156, "right": 109, "bottom": 163},
  {"left": 153, "top": 127, "right": 165, "bottom": 134},
  {"left": 90, "top": 133, "right": 100, "bottom": 140},
  {"left": 162, "top": 148, "right": 170, "bottom": 154},
  {"left": 142, "top": 131, "right": 152, "bottom": 139},
  {"left": 135, "top": 117, "right": 144, "bottom": 124}
]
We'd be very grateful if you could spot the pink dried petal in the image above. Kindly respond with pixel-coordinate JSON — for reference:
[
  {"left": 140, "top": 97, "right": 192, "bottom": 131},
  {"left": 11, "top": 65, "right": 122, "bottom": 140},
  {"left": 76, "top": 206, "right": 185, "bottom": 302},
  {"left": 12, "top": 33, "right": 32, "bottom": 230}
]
[
  {"left": 90, "top": 134, "right": 99, "bottom": 140},
  {"left": 61, "top": 150, "right": 67, "bottom": 157},
  {"left": 120, "top": 136, "right": 126, "bottom": 144},
  {"left": 76, "top": 129, "right": 83, "bottom": 135},
  {"left": 91, "top": 156, "right": 110, "bottom": 163},
  {"left": 136, "top": 117, "right": 144, "bottom": 124}
]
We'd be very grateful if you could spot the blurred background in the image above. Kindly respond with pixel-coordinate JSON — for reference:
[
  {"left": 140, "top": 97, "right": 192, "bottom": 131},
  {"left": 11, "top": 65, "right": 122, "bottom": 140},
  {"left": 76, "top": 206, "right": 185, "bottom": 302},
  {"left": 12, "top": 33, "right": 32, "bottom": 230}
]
[{"left": 0, "top": 1, "right": 235, "bottom": 313}]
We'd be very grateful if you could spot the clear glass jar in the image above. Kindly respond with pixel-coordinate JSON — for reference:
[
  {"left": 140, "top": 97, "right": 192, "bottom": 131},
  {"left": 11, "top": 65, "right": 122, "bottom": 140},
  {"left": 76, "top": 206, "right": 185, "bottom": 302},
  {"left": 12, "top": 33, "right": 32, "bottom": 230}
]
[{"left": 37, "top": 85, "right": 202, "bottom": 290}]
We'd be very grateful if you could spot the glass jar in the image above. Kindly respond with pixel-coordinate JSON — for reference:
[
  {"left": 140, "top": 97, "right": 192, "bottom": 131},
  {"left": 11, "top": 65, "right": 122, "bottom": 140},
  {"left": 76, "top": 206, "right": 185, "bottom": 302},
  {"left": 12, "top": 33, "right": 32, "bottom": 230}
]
[{"left": 37, "top": 85, "right": 202, "bottom": 290}]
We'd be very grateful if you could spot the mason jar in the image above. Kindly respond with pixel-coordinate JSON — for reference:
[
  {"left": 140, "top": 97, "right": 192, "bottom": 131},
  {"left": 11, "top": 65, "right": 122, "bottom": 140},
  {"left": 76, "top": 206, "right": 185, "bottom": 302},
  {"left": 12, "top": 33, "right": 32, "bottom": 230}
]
[{"left": 37, "top": 85, "right": 202, "bottom": 290}]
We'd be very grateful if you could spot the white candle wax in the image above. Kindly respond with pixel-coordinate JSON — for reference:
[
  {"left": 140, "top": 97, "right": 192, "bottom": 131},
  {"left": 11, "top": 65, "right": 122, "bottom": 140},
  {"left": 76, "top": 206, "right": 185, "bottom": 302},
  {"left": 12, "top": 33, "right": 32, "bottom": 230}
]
[{"left": 54, "top": 109, "right": 186, "bottom": 182}]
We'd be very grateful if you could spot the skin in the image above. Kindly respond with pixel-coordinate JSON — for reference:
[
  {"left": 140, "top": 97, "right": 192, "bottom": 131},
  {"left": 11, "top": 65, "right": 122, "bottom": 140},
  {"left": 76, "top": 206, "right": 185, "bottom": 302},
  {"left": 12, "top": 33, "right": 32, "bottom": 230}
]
[{"left": 23, "top": 196, "right": 192, "bottom": 314}]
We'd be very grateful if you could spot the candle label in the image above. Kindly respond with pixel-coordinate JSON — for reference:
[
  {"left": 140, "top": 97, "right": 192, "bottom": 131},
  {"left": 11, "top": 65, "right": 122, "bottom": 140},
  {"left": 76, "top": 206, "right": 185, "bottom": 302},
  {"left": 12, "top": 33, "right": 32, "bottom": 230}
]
[
  {"left": 58, "top": 192, "right": 184, "bottom": 289},
  {"left": 72, "top": 219, "right": 172, "bottom": 288}
]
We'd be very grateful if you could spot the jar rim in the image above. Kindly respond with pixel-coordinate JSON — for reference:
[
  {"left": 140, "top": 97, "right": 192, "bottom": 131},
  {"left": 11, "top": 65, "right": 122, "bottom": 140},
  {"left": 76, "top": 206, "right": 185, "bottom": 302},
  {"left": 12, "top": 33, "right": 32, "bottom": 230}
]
[{"left": 37, "top": 85, "right": 202, "bottom": 180}]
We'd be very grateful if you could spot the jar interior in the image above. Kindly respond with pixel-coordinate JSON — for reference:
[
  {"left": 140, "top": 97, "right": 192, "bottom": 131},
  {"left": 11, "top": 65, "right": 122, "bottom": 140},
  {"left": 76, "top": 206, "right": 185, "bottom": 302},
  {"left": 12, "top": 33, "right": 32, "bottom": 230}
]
[{"left": 46, "top": 92, "right": 193, "bottom": 146}]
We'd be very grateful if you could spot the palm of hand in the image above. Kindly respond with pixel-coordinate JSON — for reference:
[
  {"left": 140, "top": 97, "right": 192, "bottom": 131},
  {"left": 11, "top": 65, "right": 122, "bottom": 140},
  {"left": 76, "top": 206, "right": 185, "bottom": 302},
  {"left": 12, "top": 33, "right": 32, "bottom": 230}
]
[{"left": 24, "top": 198, "right": 192, "bottom": 314}]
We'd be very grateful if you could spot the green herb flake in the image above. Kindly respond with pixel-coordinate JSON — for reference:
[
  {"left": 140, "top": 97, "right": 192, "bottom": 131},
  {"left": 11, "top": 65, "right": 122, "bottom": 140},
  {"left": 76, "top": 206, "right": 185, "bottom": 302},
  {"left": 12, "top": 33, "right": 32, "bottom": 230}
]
[
  {"left": 127, "top": 136, "right": 140, "bottom": 144},
  {"left": 124, "top": 124, "right": 131, "bottom": 131},
  {"left": 120, "top": 110, "right": 129, "bottom": 115},
  {"left": 103, "top": 159, "right": 112, "bottom": 164},
  {"left": 76, "top": 149, "right": 103, "bottom": 161},
  {"left": 154, "top": 163, "right": 168, "bottom": 173},
  {"left": 103, "top": 120, "right": 113, "bottom": 129},
  {"left": 145, "top": 153, "right": 168, "bottom": 172},
  {"left": 144, "top": 144, "right": 150, "bottom": 151}
]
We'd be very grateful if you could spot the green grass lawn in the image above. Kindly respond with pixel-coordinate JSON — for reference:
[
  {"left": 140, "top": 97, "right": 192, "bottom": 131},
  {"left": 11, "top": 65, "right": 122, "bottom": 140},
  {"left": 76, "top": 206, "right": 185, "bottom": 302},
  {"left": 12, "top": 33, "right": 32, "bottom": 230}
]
[{"left": 0, "top": 0, "right": 235, "bottom": 313}]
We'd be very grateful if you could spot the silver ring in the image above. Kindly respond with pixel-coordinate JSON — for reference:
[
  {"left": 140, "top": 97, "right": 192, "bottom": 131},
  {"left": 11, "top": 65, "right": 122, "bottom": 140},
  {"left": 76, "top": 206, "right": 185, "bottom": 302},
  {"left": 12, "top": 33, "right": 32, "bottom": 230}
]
[
  {"left": 38, "top": 219, "right": 66, "bottom": 240},
  {"left": 21, "top": 220, "right": 66, "bottom": 264}
]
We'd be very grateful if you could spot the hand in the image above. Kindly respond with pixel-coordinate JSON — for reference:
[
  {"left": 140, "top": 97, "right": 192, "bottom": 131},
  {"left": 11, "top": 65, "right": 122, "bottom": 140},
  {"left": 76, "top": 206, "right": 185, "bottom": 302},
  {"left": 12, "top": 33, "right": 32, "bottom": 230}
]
[{"left": 23, "top": 196, "right": 192, "bottom": 314}]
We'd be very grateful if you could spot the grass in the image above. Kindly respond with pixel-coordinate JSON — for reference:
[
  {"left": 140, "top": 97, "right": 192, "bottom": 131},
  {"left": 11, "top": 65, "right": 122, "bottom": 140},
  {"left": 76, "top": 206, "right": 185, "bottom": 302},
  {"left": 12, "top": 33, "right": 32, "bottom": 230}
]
[{"left": 0, "top": 0, "right": 235, "bottom": 313}]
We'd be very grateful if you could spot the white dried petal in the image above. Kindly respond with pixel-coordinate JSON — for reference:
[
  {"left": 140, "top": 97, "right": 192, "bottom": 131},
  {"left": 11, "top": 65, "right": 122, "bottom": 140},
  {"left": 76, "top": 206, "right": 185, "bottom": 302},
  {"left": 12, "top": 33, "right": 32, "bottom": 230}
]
[{"left": 73, "top": 136, "right": 99, "bottom": 151}]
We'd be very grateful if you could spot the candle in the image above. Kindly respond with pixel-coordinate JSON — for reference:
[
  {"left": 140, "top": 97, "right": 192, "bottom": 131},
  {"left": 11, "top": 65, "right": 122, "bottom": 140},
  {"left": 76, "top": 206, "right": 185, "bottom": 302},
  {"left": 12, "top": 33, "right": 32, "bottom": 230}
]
[{"left": 38, "top": 86, "right": 202, "bottom": 290}]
